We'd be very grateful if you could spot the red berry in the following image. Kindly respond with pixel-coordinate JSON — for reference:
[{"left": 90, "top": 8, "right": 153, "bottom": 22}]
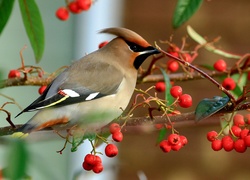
[
  {"left": 234, "top": 139, "right": 246, "bottom": 153},
  {"left": 155, "top": 82, "right": 166, "bottom": 92},
  {"left": 98, "top": 41, "right": 109, "bottom": 49},
  {"left": 248, "top": 72, "right": 250, "bottom": 80},
  {"left": 245, "top": 114, "right": 250, "bottom": 124},
  {"left": 170, "top": 86, "right": 183, "bottom": 98},
  {"left": 230, "top": 125, "right": 242, "bottom": 137},
  {"left": 68, "top": 1, "right": 82, "bottom": 14},
  {"left": 169, "top": 110, "right": 181, "bottom": 115},
  {"left": 233, "top": 114, "right": 245, "bottom": 127},
  {"left": 222, "top": 77, "right": 236, "bottom": 90},
  {"left": 105, "top": 144, "right": 118, "bottom": 157},
  {"left": 82, "top": 161, "right": 93, "bottom": 171},
  {"left": 83, "top": 155, "right": 103, "bottom": 172},
  {"left": 92, "top": 163, "right": 103, "bottom": 174},
  {"left": 112, "top": 131, "right": 123, "bottom": 142},
  {"left": 171, "top": 141, "right": 183, "bottom": 151},
  {"left": 109, "top": 123, "right": 121, "bottom": 134},
  {"left": 167, "top": 59, "right": 179, "bottom": 72},
  {"left": 159, "top": 140, "right": 171, "bottom": 153},
  {"left": 8, "top": 69, "right": 21, "bottom": 78},
  {"left": 168, "top": 134, "right": 180, "bottom": 145},
  {"left": 167, "top": 46, "right": 180, "bottom": 58},
  {"left": 211, "top": 139, "right": 222, "bottom": 151},
  {"left": 179, "top": 135, "right": 188, "bottom": 146},
  {"left": 154, "top": 123, "right": 164, "bottom": 130},
  {"left": 213, "top": 59, "right": 227, "bottom": 72},
  {"left": 207, "top": 131, "right": 218, "bottom": 142},
  {"left": 182, "top": 53, "right": 192, "bottom": 63},
  {"left": 222, "top": 135, "right": 234, "bottom": 152},
  {"left": 84, "top": 154, "right": 96, "bottom": 166},
  {"left": 244, "top": 135, "right": 250, "bottom": 147},
  {"left": 76, "top": 0, "right": 92, "bottom": 11},
  {"left": 56, "top": 7, "right": 70, "bottom": 21},
  {"left": 178, "top": 94, "right": 192, "bottom": 108},
  {"left": 240, "top": 129, "right": 249, "bottom": 139},
  {"left": 169, "top": 51, "right": 179, "bottom": 58},
  {"left": 38, "top": 85, "right": 47, "bottom": 95}
]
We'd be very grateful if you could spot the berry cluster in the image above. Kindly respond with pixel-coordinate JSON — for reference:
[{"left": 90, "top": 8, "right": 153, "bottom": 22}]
[
  {"left": 207, "top": 113, "right": 250, "bottom": 153},
  {"left": 159, "top": 133, "right": 188, "bottom": 153},
  {"left": 155, "top": 83, "right": 192, "bottom": 108},
  {"left": 82, "top": 154, "right": 103, "bottom": 173},
  {"left": 109, "top": 123, "right": 123, "bottom": 142},
  {"left": 213, "top": 59, "right": 236, "bottom": 90},
  {"left": 56, "top": 0, "right": 92, "bottom": 21},
  {"left": 8, "top": 69, "right": 47, "bottom": 95},
  {"left": 166, "top": 46, "right": 192, "bottom": 72},
  {"left": 170, "top": 85, "right": 192, "bottom": 108},
  {"left": 82, "top": 123, "right": 122, "bottom": 173}
]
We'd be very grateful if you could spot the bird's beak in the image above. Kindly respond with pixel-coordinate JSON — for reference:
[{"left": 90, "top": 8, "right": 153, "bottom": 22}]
[{"left": 142, "top": 46, "right": 161, "bottom": 55}]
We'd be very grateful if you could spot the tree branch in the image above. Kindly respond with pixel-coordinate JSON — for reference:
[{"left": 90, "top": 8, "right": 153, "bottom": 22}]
[
  {"left": 0, "top": 68, "right": 246, "bottom": 89},
  {"left": 0, "top": 111, "right": 224, "bottom": 137}
]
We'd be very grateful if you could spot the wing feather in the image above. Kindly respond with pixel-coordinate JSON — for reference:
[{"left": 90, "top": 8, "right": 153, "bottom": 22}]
[{"left": 16, "top": 58, "right": 124, "bottom": 117}]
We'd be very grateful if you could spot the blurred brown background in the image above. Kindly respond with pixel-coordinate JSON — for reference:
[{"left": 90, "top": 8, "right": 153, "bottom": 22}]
[{"left": 117, "top": 0, "right": 250, "bottom": 179}]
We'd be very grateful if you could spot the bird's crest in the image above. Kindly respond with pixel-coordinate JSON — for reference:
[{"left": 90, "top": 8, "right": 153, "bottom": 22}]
[{"left": 99, "top": 27, "right": 150, "bottom": 48}]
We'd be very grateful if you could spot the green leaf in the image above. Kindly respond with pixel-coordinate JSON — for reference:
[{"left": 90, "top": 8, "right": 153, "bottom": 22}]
[
  {"left": 187, "top": 25, "right": 206, "bottom": 44},
  {"left": 200, "top": 64, "right": 214, "bottom": 71},
  {"left": 231, "top": 73, "right": 247, "bottom": 98},
  {"left": 160, "top": 68, "right": 174, "bottom": 105},
  {"left": 187, "top": 25, "right": 242, "bottom": 59},
  {"left": 71, "top": 135, "right": 86, "bottom": 152},
  {"left": 156, "top": 128, "right": 167, "bottom": 144},
  {"left": 19, "top": 0, "right": 44, "bottom": 63},
  {"left": 173, "top": 0, "right": 203, "bottom": 29},
  {"left": 0, "top": 0, "right": 15, "bottom": 35},
  {"left": 4, "top": 139, "right": 28, "bottom": 180},
  {"left": 195, "top": 96, "right": 229, "bottom": 121}
]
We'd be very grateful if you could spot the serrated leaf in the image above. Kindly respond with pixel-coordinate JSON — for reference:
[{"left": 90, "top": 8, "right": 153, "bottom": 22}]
[
  {"left": 4, "top": 139, "right": 28, "bottom": 180},
  {"left": 19, "top": 0, "right": 44, "bottom": 63},
  {"left": 0, "top": 0, "right": 15, "bottom": 35},
  {"left": 160, "top": 68, "right": 174, "bottom": 105},
  {"left": 173, "top": 0, "right": 203, "bottom": 29},
  {"left": 187, "top": 25, "right": 241, "bottom": 59},
  {"left": 156, "top": 128, "right": 167, "bottom": 144}
]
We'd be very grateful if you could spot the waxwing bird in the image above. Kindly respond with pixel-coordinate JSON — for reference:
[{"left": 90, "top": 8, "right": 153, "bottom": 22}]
[{"left": 16, "top": 27, "right": 160, "bottom": 135}]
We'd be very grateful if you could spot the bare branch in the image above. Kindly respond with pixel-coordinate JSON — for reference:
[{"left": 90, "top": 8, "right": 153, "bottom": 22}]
[{"left": 0, "top": 111, "right": 224, "bottom": 137}]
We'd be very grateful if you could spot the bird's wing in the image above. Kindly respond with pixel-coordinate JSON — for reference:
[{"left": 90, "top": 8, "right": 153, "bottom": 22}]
[{"left": 16, "top": 60, "right": 124, "bottom": 117}]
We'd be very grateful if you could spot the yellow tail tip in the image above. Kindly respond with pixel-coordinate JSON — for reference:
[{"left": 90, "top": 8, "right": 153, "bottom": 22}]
[{"left": 11, "top": 132, "right": 29, "bottom": 138}]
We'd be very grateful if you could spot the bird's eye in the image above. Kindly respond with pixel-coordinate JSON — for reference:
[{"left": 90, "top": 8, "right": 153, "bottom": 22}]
[
  {"left": 130, "top": 44, "right": 139, "bottom": 51},
  {"left": 126, "top": 41, "right": 144, "bottom": 52}
]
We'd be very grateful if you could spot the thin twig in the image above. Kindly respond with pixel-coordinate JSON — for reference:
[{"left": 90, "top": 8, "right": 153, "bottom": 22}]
[{"left": 156, "top": 46, "right": 236, "bottom": 104}]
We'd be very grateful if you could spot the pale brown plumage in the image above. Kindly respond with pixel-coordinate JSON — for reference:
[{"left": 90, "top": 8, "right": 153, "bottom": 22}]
[{"left": 16, "top": 27, "right": 160, "bottom": 134}]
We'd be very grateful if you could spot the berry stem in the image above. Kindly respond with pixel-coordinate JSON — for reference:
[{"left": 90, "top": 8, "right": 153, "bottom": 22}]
[{"left": 157, "top": 45, "right": 236, "bottom": 104}]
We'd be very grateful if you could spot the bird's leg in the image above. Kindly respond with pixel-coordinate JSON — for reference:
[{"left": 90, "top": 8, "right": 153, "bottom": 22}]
[{"left": 56, "top": 133, "right": 70, "bottom": 154}]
